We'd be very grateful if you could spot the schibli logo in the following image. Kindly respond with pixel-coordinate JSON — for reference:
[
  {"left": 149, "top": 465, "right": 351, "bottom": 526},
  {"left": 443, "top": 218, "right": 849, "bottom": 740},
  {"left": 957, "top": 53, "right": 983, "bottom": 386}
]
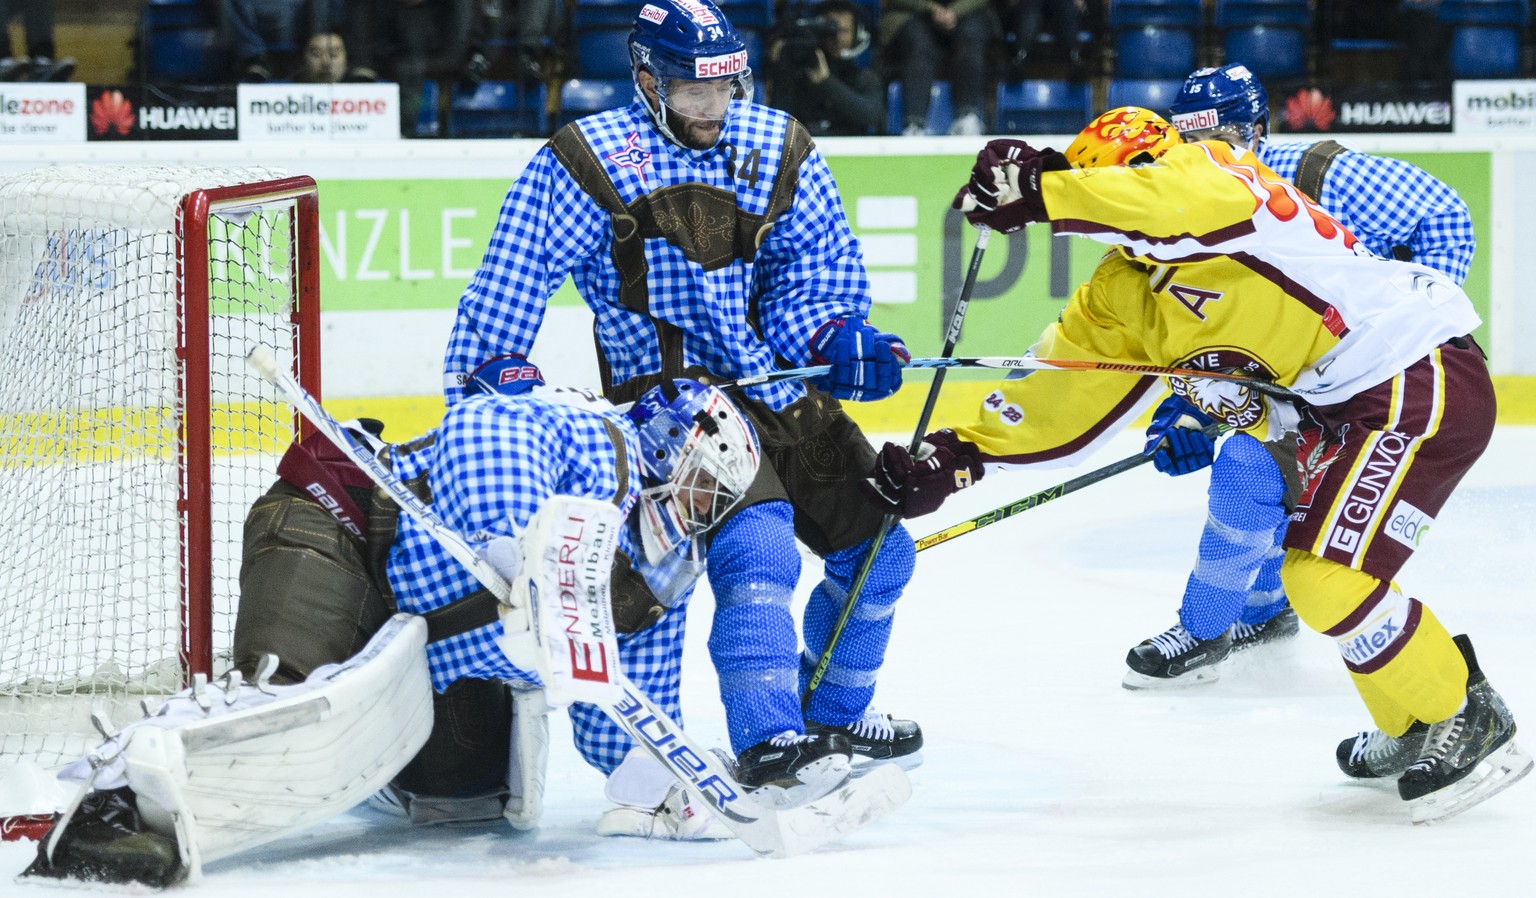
[
  {"left": 639, "top": 3, "right": 668, "bottom": 24},
  {"left": 1170, "top": 108, "right": 1219, "bottom": 132},
  {"left": 674, "top": 0, "right": 719, "bottom": 25},
  {"left": 695, "top": 50, "right": 745, "bottom": 78}
]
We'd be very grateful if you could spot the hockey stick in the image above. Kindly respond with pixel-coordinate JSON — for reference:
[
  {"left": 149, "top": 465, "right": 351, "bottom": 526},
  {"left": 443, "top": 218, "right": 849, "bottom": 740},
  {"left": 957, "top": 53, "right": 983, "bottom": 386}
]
[
  {"left": 245, "top": 346, "right": 908, "bottom": 858},
  {"left": 801, "top": 226, "right": 991, "bottom": 711},
  {"left": 913, "top": 422, "right": 1229, "bottom": 552},
  {"left": 719, "top": 355, "right": 1300, "bottom": 401}
]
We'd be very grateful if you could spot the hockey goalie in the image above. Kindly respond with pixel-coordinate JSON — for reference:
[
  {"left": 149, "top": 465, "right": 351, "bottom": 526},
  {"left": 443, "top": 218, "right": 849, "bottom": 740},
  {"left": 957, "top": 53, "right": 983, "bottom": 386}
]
[{"left": 21, "top": 358, "right": 907, "bottom": 887}]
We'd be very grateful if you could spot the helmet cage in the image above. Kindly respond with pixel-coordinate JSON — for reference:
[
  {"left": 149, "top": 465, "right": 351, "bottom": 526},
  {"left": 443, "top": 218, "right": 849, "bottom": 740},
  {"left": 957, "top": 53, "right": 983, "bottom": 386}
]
[{"left": 628, "top": 380, "right": 760, "bottom": 561}]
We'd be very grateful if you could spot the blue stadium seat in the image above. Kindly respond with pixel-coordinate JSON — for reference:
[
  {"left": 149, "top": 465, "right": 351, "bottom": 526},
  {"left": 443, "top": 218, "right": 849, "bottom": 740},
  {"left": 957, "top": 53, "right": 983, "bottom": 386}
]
[
  {"left": 995, "top": 80, "right": 1093, "bottom": 135},
  {"left": 573, "top": 26, "right": 636, "bottom": 79},
  {"left": 1441, "top": 0, "right": 1529, "bottom": 77},
  {"left": 886, "top": 81, "right": 954, "bottom": 135},
  {"left": 571, "top": 0, "right": 636, "bottom": 27},
  {"left": 416, "top": 79, "right": 441, "bottom": 138},
  {"left": 448, "top": 81, "right": 549, "bottom": 138},
  {"left": 141, "top": 0, "right": 223, "bottom": 83},
  {"left": 716, "top": 0, "right": 775, "bottom": 30},
  {"left": 1108, "top": 0, "right": 1205, "bottom": 78},
  {"left": 1105, "top": 78, "right": 1185, "bottom": 115},
  {"left": 557, "top": 78, "right": 631, "bottom": 128},
  {"left": 1216, "top": 1, "right": 1310, "bottom": 79}
]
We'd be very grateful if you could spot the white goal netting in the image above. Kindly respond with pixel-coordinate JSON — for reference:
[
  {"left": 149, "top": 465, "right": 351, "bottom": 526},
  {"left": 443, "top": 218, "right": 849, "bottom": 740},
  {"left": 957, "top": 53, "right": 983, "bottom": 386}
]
[{"left": 0, "top": 164, "right": 321, "bottom": 771}]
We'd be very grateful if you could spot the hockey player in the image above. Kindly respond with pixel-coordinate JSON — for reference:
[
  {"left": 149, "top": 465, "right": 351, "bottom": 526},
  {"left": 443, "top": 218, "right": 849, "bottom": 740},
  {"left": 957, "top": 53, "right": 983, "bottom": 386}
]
[
  {"left": 870, "top": 107, "right": 1530, "bottom": 823},
  {"left": 22, "top": 359, "right": 763, "bottom": 887},
  {"left": 442, "top": 0, "right": 922, "bottom": 795},
  {"left": 1120, "top": 62, "right": 1480, "bottom": 689}
]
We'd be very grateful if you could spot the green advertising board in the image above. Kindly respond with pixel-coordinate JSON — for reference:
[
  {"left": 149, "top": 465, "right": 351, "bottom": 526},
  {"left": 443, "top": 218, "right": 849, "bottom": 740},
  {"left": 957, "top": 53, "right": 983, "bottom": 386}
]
[{"left": 312, "top": 148, "right": 1493, "bottom": 359}]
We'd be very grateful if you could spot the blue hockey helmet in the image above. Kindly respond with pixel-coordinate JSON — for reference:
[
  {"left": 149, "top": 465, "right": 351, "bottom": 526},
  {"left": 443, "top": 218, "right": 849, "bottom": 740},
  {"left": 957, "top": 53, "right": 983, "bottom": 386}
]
[
  {"left": 465, "top": 354, "right": 546, "bottom": 398},
  {"left": 629, "top": 0, "right": 754, "bottom": 146},
  {"left": 1168, "top": 63, "right": 1270, "bottom": 148},
  {"left": 627, "top": 378, "right": 760, "bottom": 561}
]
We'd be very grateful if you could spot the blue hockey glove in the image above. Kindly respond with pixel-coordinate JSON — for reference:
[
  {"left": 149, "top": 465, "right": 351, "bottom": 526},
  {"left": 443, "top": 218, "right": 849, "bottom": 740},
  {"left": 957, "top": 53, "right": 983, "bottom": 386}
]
[
  {"left": 1143, "top": 395, "right": 1217, "bottom": 476},
  {"left": 808, "top": 316, "right": 910, "bottom": 402}
]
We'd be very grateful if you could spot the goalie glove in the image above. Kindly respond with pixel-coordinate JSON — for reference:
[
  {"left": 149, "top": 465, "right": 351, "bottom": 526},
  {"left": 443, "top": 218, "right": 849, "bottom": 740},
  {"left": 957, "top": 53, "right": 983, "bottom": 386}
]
[
  {"left": 950, "top": 139, "right": 1069, "bottom": 234},
  {"left": 864, "top": 429, "right": 984, "bottom": 518},
  {"left": 1143, "top": 395, "right": 1218, "bottom": 476}
]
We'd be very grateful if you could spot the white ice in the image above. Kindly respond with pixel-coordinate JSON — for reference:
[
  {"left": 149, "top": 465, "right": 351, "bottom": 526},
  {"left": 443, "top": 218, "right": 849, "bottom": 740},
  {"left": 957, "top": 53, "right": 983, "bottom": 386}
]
[{"left": 5, "top": 427, "right": 1535, "bottom": 896}]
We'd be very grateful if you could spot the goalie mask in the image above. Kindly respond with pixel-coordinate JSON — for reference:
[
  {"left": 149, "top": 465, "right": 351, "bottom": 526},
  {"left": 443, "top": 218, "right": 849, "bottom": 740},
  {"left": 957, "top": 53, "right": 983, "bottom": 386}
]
[
  {"left": 1064, "top": 107, "right": 1182, "bottom": 170},
  {"left": 1168, "top": 63, "right": 1270, "bottom": 149},
  {"left": 627, "top": 379, "right": 760, "bottom": 563},
  {"left": 629, "top": 0, "right": 754, "bottom": 149}
]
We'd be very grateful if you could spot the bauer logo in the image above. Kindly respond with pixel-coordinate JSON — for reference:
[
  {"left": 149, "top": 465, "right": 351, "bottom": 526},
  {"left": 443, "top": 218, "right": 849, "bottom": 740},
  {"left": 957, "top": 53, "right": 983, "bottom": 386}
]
[
  {"left": 238, "top": 83, "right": 400, "bottom": 141},
  {"left": 1385, "top": 499, "right": 1433, "bottom": 549},
  {"left": 0, "top": 82, "right": 85, "bottom": 142}
]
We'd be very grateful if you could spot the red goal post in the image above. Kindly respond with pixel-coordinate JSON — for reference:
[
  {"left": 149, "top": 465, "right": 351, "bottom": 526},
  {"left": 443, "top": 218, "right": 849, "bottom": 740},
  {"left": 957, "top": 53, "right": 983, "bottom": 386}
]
[{"left": 0, "top": 165, "right": 322, "bottom": 775}]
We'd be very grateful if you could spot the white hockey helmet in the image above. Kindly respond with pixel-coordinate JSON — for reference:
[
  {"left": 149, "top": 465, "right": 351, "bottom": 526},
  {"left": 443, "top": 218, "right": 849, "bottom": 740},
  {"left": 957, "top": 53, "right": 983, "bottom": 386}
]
[{"left": 626, "top": 379, "right": 760, "bottom": 562}]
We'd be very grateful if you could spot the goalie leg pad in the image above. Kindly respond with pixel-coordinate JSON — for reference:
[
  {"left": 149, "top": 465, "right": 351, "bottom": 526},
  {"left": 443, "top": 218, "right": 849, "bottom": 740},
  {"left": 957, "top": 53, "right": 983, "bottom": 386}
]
[
  {"left": 504, "top": 688, "right": 550, "bottom": 831},
  {"left": 94, "top": 614, "right": 432, "bottom": 879}
]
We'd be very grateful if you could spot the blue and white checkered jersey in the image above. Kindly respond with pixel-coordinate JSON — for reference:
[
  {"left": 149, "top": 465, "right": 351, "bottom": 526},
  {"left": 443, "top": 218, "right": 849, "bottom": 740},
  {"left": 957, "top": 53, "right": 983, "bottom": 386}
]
[
  {"left": 1261, "top": 141, "right": 1475, "bottom": 284},
  {"left": 384, "top": 386, "right": 638, "bottom": 691},
  {"left": 444, "top": 100, "right": 872, "bottom": 411}
]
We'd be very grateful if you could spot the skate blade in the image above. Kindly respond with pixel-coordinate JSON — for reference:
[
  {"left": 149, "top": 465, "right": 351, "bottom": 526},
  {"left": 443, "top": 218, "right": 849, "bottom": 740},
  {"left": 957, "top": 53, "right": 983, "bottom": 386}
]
[
  {"left": 747, "top": 755, "right": 854, "bottom": 810},
  {"left": 1121, "top": 666, "right": 1221, "bottom": 691},
  {"left": 1409, "top": 739, "right": 1534, "bottom": 825}
]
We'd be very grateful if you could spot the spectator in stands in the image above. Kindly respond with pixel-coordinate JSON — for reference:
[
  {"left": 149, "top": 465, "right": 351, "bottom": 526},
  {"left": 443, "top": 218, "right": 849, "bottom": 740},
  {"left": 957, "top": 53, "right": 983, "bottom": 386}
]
[
  {"left": 880, "top": 0, "right": 999, "bottom": 136},
  {"left": 474, "top": 0, "right": 561, "bottom": 83},
  {"left": 346, "top": 0, "right": 499, "bottom": 136},
  {"left": 1000, "top": 0, "right": 1089, "bottom": 80},
  {"left": 222, "top": 0, "right": 347, "bottom": 82},
  {"left": 297, "top": 30, "right": 348, "bottom": 81},
  {"left": 767, "top": 0, "right": 883, "bottom": 136},
  {"left": 1399, "top": 0, "right": 1451, "bottom": 83},
  {"left": 0, "top": 0, "right": 75, "bottom": 81}
]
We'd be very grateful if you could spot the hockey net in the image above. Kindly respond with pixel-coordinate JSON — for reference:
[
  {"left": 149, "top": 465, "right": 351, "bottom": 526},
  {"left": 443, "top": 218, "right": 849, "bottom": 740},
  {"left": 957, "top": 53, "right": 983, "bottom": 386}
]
[{"left": 0, "top": 165, "right": 321, "bottom": 772}]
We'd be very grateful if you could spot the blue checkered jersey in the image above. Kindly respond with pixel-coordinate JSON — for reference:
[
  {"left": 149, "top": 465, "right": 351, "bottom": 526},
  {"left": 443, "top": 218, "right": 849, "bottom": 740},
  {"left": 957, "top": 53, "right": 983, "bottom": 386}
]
[
  {"left": 384, "top": 386, "right": 640, "bottom": 690},
  {"left": 1261, "top": 141, "right": 1475, "bottom": 284},
  {"left": 444, "top": 100, "right": 872, "bottom": 410}
]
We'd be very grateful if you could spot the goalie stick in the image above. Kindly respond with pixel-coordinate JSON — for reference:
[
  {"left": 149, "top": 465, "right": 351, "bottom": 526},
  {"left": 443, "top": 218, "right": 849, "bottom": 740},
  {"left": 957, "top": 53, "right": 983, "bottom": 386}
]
[
  {"left": 244, "top": 346, "right": 910, "bottom": 859},
  {"left": 802, "top": 227, "right": 990, "bottom": 709},
  {"left": 720, "top": 355, "right": 1301, "bottom": 401},
  {"left": 913, "top": 422, "right": 1229, "bottom": 552}
]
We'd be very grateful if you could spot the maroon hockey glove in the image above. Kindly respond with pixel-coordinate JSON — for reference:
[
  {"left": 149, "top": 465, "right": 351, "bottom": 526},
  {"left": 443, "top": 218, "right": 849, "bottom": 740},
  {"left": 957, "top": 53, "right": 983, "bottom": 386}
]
[
  {"left": 864, "top": 429, "right": 985, "bottom": 518},
  {"left": 950, "top": 139, "right": 1069, "bottom": 234}
]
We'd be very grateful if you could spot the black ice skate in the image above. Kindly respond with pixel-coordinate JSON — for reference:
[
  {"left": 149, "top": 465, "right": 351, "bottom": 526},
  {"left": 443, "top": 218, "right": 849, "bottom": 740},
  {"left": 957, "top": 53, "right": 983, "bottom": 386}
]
[
  {"left": 808, "top": 711, "right": 924, "bottom": 768},
  {"left": 1336, "top": 721, "right": 1432, "bottom": 779},
  {"left": 21, "top": 787, "right": 184, "bottom": 888},
  {"left": 1396, "top": 635, "right": 1534, "bottom": 824},
  {"left": 735, "top": 730, "right": 853, "bottom": 810},
  {"left": 1230, "top": 606, "right": 1300, "bottom": 652},
  {"left": 1122, "top": 621, "right": 1232, "bottom": 690}
]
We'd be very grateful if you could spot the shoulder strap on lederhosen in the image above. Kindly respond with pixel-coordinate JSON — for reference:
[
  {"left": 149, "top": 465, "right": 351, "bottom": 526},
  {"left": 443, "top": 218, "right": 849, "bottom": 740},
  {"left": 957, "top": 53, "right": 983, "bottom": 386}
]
[{"left": 1293, "top": 139, "right": 1346, "bottom": 204}]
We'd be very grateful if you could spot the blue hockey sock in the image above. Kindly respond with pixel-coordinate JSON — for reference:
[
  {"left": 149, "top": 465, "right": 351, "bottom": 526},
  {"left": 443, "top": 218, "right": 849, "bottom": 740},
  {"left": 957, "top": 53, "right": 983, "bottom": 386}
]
[
  {"left": 1180, "top": 434, "right": 1289, "bottom": 641},
  {"left": 706, "top": 501, "right": 803, "bottom": 753},
  {"left": 800, "top": 526, "right": 915, "bottom": 727}
]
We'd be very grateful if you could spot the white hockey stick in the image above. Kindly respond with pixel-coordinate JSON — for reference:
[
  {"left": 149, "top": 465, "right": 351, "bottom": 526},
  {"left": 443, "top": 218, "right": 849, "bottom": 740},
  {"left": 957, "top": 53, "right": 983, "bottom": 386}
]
[
  {"left": 245, "top": 346, "right": 910, "bottom": 858},
  {"left": 719, "top": 355, "right": 1301, "bottom": 400}
]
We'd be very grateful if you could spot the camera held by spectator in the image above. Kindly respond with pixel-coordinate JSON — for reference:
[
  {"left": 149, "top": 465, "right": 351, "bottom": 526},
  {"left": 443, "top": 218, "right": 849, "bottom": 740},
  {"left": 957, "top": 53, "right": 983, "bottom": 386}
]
[{"left": 767, "top": 1, "right": 883, "bottom": 136}]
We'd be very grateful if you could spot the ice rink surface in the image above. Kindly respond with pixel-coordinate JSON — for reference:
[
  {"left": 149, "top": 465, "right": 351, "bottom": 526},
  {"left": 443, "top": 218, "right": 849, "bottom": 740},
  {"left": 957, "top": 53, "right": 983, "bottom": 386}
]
[{"left": 5, "top": 427, "right": 1534, "bottom": 896}]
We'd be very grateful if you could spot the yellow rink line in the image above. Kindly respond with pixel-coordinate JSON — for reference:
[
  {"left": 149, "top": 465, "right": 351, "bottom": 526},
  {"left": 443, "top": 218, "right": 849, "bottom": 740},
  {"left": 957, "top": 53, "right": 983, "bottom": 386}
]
[{"left": 335, "top": 374, "right": 1536, "bottom": 446}]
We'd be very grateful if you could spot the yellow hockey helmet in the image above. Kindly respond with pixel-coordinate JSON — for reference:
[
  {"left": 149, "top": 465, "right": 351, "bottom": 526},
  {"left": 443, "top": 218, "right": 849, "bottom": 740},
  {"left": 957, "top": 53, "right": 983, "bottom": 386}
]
[{"left": 1064, "top": 107, "right": 1182, "bottom": 169}]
